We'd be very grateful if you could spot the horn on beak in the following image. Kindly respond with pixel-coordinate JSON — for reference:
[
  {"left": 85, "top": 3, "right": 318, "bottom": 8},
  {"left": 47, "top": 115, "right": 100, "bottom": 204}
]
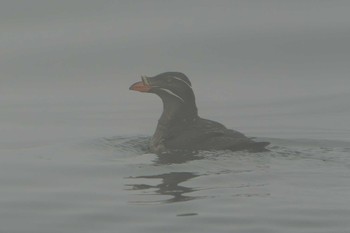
[{"left": 141, "top": 75, "right": 150, "bottom": 86}]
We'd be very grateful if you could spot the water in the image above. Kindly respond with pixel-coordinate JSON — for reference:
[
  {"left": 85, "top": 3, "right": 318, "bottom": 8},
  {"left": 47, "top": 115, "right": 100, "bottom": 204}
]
[
  {"left": 1, "top": 101, "right": 350, "bottom": 233},
  {"left": 1, "top": 1, "right": 350, "bottom": 232}
]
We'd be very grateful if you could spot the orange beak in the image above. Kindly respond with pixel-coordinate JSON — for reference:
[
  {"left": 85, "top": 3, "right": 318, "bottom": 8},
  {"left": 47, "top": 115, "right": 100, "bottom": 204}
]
[
  {"left": 129, "top": 76, "right": 152, "bottom": 92},
  {"left": 129, "top": 81, "right": 151, "bottom": 92}
]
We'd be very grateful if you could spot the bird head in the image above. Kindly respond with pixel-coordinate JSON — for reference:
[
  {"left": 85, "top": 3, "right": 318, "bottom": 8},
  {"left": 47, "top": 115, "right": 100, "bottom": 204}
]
[{"left": 129, "top": 72, "right": 195, "bottom": 105}]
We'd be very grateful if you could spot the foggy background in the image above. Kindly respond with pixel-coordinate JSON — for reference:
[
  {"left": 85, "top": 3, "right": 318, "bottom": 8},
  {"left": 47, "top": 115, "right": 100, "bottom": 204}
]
[{"left": 1, "top": 1, "right": 350, "bottom": 144}]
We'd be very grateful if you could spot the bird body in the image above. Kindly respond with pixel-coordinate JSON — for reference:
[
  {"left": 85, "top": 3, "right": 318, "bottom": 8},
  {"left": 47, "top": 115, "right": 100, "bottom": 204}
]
[{"left": 130, "top": 72, "right": 269, "bottom": 154}]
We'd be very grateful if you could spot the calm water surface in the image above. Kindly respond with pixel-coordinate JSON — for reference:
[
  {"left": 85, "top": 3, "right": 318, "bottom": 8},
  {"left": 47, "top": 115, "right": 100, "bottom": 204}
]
[{"left": 1, "top": 102, "right": 349, "bottom": 233}]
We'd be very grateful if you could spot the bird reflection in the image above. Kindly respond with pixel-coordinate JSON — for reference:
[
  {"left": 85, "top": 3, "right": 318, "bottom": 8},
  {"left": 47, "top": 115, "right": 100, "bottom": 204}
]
[
  {"left": 125, "top": 149, "right": 206, "bottom": 203},
  {"left": 154, "top": 150, "right": 203, "bottom": 165},
  {"left": 126, "top": 172, "right": 200, "bottom": 203}
]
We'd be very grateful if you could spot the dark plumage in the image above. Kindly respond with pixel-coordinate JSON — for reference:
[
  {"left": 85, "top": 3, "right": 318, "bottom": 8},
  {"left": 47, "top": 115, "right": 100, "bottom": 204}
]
[{"left": 129, "top": 72, "right": 269, "bottom": 154}]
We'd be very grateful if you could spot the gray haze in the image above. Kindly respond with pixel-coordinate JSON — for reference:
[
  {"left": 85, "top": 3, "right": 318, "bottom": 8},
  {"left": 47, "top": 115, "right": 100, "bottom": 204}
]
[
  {"left": 2, "top": 2, "right": 350, "bottom": 233},
  {"left": 1, "top": 1, "right": 350, "bottom": 142}
]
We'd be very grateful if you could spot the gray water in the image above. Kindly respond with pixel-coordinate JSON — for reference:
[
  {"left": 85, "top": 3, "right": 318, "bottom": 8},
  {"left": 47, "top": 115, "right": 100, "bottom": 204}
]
[{"left": 1, "top": 1, "right": 350, "bottom": 233}]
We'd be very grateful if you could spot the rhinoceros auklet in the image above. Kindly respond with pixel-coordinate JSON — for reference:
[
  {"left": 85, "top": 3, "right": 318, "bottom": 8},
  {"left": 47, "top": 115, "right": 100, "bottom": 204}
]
[{"left": 130, "top": 72, "right": 269, "bottom": 154}]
